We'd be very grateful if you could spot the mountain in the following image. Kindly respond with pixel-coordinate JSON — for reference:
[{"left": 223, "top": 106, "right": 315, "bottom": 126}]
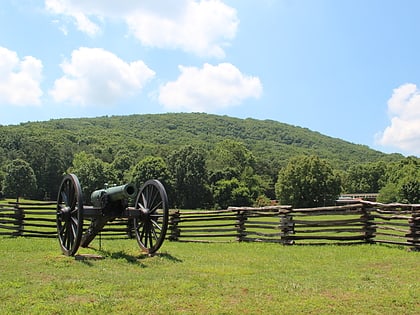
[{"left": 0, "top": 112, "right": 402, "bottom": 171}]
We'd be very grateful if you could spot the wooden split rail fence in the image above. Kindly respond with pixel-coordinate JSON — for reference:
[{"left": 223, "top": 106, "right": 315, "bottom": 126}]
[
  {"left": 0, "top": 201, "right": 133, "bottom": 239},
  {"left": 169, "top": 201, "right": 419, "bottom": 250},
  {"left": 1, "top": 200, "right": 419, "bottom": 250}
]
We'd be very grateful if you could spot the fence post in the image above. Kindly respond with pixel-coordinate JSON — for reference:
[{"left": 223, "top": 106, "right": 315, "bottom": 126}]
[
  {"left": 361, "top": 204, "right": 376, "bottom": 244},
  {"left": 408, "top": 212, "right": 420, "bottom": 251},
  {"left": 168, "top": 210, "right": 180, "bottom": 241},
  {"left": 280, "top": 209, "right": 294, "bottom": 245},
  {"left": 12, "top": 202, "right": 24, "bottom": 237},
  {"left": 235, "top": 210, "right": 246, "bottom": 242}
]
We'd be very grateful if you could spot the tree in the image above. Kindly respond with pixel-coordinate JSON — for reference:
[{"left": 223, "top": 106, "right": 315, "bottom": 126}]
[
  {"left": 212, "top": 178, "right": 251, "bottom": 209},
  {"left": 377, "top": 182, "right": 399, "bottom": 203},
  {"left": 342, "top": 161, "right": 387, "bottom": 193},
  {"left": 240, "top": 165, "right": 266, "bottom": 201},
  {"left": 68, "top": 152, "right": 113, "bottom": 201},
  {"left": 129, "top": 156, "right": 171, "bottom": 190},
  {"left": 400, "top": 180, "right": 420, "bottom": 204},
  {"left": 2, "top": 159, "right": 37, "bottom": 201},
  {"left": 208, "top": 140, "right": 268, "bottom": 206},
  {"left": 23, "top": 139, "right": 68, "bottom": 200},
  {"left": 275, "top": 155, "right": 341, "bottom": 208},
  {"left": 168, "top": 145, "right": 212, "bottom": 209},
  {"left": 0, "top": 165, "right": 6, "bottom": 195},
  {"left": 207, "top": 139, "right": 255, "bottom": 174},
  {"left": 111, "top": 149, "right": 135, "bottom": 182},
  {"left": 378, "top": 157, "right": 420, "bottom": 203}
]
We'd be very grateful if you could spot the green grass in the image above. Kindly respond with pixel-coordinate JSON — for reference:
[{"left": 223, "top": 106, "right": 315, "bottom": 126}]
[{"left": 0, "top": 237, "right": 418, "bottom": 314}]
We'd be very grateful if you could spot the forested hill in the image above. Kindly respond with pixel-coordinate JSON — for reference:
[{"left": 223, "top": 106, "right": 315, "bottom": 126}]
[{"left": 1, "top": 112, "right": 401, "bottom": 171}]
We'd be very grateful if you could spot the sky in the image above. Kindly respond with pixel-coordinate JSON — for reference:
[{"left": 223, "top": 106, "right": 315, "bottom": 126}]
[{"left": 1, "top": 0, "right": 420, "bottom": 157}]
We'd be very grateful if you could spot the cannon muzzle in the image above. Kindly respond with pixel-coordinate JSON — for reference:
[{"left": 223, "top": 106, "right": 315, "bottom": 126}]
[{"left": 91, "top": 183, "right": 138, "bottom": 208}]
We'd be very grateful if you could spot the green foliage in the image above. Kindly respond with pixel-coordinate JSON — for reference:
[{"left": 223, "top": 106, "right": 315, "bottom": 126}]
[
  {"left": 2, "top": 159, "right": 37, "bottom": 201},
  {"left": 276, "top": 155, "right": 341, "bottom": 207},
  {"left": 400, "top": 180, "right": 420, "bottom": 203},
  {"left": 168, "top": 145, "right": 212, "bottom": 209},
  {"left": 377, "top": 182, "right": 399, "bottom": 203},
  {"left": 378, "top": 157, "right": 420, "bottom": 203},
  {"left": 240, "top": 165, "right": 266, "bottom": 200},
  {"left": 111, "top": 149, "right": 135, "bottom": 182},
  {"left": 0, "top": 168, "right": 5, "bottom": 193},
  {"left": 19, "top": 138, "right": 68, "bottom": 199},
  {"left": 69, "top": 152, "right": 116, "bottom": 201},
  {"left": 207, "top": 139, "right": 267, "bottom": 207},
  {"left": 342, "top": 161, "right": 387, "bottom": 193},
  {"left": 129, "top": 156, "right": 171, "bottom": 189},
  {"left": 0, "top": 113, "right": 410, "bottom": 206},
  {"left": 212, "top": 178, "right": 252, "bottom": 209},
  {"left": 207, "top": 139, "right": 255, "bottom": 173},
  {"left": 254, "top": 194, "right": 272, "bottom": 207}
]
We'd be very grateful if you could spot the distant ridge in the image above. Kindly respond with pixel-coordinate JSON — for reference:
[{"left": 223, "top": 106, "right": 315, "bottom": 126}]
[{"left": 0, "top": 112, "right": 402, "bottom": 170}]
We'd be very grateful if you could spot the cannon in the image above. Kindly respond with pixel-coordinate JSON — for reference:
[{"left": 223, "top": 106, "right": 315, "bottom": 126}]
[
  {"left": 90, "top": 183, "right": 138, "bottom": 209},
  {"left": 56, "top": 174, "right": 169, "bottom": 256}
]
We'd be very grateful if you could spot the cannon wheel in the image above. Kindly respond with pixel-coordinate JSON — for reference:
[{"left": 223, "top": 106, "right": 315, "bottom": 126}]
[
  {"left": 133, "top": 179, "right": 169, "bottom": 254},
  {"left": 56, "top": 174, "right": 84, "bottom": 256}
]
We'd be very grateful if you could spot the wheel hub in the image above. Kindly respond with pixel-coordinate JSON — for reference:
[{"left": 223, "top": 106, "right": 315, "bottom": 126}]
[
  {"left": 58, "top": 206, "right": 72, "bottom": 221},
  {"left": 141, "top": 207, "right": 150, "bottom": 219}
]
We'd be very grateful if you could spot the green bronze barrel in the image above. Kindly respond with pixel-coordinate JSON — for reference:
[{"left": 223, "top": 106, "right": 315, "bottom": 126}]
[{"left": 91, "top": 183, "right": 137, "bottom": 208}]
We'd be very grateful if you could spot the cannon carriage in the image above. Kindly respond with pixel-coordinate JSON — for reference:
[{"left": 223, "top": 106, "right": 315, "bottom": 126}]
[{"left": 56, "top": 174, "right": 169, "bottom": 256}]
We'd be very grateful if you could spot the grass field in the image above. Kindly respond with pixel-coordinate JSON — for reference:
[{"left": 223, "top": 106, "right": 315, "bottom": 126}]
[{"left": 0, "top": 236, "right": 418, "bottom": 314}]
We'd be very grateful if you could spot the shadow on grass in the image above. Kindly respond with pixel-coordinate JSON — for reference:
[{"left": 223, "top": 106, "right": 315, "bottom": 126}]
[
  {"left": 156, "top": 252, "right": 183, "bottom": 263},
  {"left": 75, "top": 248, "right": 183, "bottom": 267}
]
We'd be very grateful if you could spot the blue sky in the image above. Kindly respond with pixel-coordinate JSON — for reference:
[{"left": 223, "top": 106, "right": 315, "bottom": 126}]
[{"left": 1, "top": 0, "right": 420, "bottom": 157}]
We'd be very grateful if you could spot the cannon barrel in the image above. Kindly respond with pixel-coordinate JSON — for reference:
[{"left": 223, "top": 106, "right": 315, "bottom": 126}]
[{"left": 91, "top": 183, "right": 137, "bottom": 208}]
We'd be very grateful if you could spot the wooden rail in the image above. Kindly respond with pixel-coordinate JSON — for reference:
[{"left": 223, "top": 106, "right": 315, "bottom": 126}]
[
  {"left": 1, "top": 200, "right": 419, "bottom": 250},
  {"left": 169, "top": 201, "right": 419, "bottom": 250},
  {"left": 0, "top": 201, "right": 132, "bottom": 239}
]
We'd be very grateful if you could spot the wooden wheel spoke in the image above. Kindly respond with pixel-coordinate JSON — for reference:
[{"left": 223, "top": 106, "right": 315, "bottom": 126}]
[
  {"left": 150, "top": 218, "right": 162, "bottom": 231},
  {"left": 68, "top": 226, "right": 75, "bottom": 249},
  {"left": 148, "top": 225, "right": 154, "bottom": 248},
  {"left": 136, "top": 221, "right": 145, "bottom": 232},
  {"left": 71, "top": 215, "right": 78, "bottom": 225},
  {"left": 64, "top": 224, "right": 71, "bottom": 248},
  {"left": 60, "top": 191, "right": 68, "bottom": 206},
  {"left": 59, "top": 222, "right": 66, "bottom": 236},
  {"left": 70, "top": 219, "right": 78, "bottom": 239},
  {"left": 150, "top": 223, "right": 160, "bottom": 242},
  {"left": 150, "top": 201, "right": 163, "bottom": 214},
  {"left": 139, "top": 222, "right": 147, "bottom": 244},
  {"left": 56, "top": 210, "right": 63, "bottom": 222},
  {"left": 150, "top": 192, "right": 160, "bottom": 209},
  {"left": 141, "top": 194, "right": 148, "bottom": 209},
  {"left": 61, "top": 221, "right": 67, "bottom": 238},
  {"left": 145, "top": 187, "right": 158, "bottom": 208},
  {"left": 137, "top": 202, "right": 147, "bottom": 212}
]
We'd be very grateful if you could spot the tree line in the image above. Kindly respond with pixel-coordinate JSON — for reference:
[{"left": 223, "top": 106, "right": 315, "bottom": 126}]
[
  {"left": 1, "top": 138, "right": 419, "bottom": 208},
  {"left": 0, "top": 113, "right": 417, "bottom": 207}
]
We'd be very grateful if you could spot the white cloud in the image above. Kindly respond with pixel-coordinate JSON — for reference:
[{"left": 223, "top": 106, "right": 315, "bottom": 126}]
[
  {"left": 158, "top": 63, "right": 263, "bottom": 111},
  {"left": 49, "top": 47, "right": 155, "bottom": 106},
  {"left": 45, "top": 0, "right": 100, "bottom": 36},
  {"left": 125, "top": 0, "right": 238, "bottom": 58},
  {"left": 44, "top": 0, "right": 239, "bottom": 57},
  {"left": 376, "top": 83, "right": 420, "bottom": 155},
  {"left": 0, "top": 47, "right": 43, "bottom": 106}
]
